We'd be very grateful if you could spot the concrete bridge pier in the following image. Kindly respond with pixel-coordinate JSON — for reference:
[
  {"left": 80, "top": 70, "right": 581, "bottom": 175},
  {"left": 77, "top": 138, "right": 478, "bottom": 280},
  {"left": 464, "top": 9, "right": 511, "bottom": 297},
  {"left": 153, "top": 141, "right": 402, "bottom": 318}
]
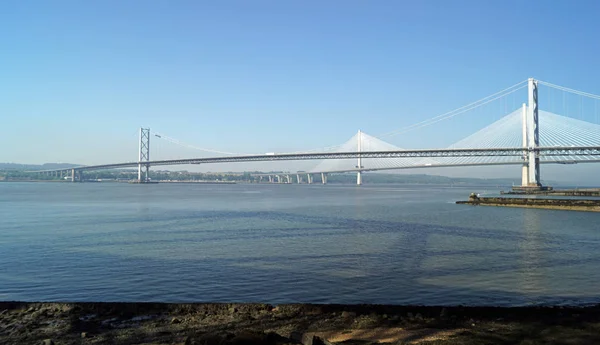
[
  {"left": 521, "top": 103, "right": 529, "bottom": 186},
  {"left": 296, "top": 174, "right": 302, "bottom": 184},
  {"left": 321, "top": 172, "right": 328, "bottom": 184},
  {"left": 285, "top": 175, "right": 291, "bottom": 184},
  {"left": 307, "top": 174, "right": 313, "bottom": 184},
  {"left": 268, "top": 175, "right": 273, "bottom": 183},
  {"left": 356, "top": 130, "right": 363, "bottom": 186},
  {"left": 70, "top": 169, "right": 75, "bottom": 182},
  {"left": 276, "top": 175, "right": 282, "bottom": 183}
]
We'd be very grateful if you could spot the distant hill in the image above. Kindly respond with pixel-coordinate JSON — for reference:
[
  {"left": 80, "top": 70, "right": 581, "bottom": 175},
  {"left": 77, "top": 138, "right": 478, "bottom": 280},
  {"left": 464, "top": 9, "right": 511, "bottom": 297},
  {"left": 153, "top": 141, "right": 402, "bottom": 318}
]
[{"left": 0, "top": 163, "right": 80, "bottom": 170}]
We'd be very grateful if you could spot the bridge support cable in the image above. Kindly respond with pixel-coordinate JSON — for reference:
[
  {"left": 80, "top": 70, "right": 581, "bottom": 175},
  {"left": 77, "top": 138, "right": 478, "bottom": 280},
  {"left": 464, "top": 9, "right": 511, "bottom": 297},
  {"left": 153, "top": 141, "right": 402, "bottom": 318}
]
[
  {"left": 153, "top": 132, "right": 251, "bottom": 156},
  {"left": 285, "top": 80, "right": 530, "bottom": 156},
  {"left": 537, "top": 80, "right": 600, "bottom": 126},
  {"left": 151, "top": 80, "right": 531, "bottom": 159},
  {"left": 303, "top": 80, "right": 529, "bottom": 175},
  {"left": 363, "top": 80, "right": 528, "bottom": 144},
  {"left": 153, "top": 130, "right": 349, "bottom": 160},
  {"left": 308, "top": 131, "right": 439, "bottom": 174},
  {"left": 305, "top": 78, "right": 600, "bottom": 178},
  {"left": 537, "top": 80, "right": 600, "bottom": 101}
]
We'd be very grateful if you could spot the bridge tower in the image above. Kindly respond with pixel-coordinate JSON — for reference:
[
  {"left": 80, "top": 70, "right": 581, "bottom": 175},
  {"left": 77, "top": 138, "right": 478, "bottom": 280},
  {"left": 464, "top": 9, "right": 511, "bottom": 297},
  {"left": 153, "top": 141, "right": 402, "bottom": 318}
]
[
  {"left": 526, "top": 78, "right": 541, "bottom": 186},
  {"left": 521, "top": 103, "right": 529, "bottom": 186},
  {"left": 138, "top": 128, "right": 151, "bottom": 182},
  {"left": 356, "top": 130, "right": 363, "bottom": 185}
]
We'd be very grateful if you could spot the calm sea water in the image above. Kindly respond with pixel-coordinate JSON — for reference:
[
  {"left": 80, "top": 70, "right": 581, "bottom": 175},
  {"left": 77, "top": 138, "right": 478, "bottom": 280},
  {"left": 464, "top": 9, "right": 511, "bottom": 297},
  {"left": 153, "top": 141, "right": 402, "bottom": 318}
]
[{"left": 1, "top": 182, "right": 600, "bottom": 306}]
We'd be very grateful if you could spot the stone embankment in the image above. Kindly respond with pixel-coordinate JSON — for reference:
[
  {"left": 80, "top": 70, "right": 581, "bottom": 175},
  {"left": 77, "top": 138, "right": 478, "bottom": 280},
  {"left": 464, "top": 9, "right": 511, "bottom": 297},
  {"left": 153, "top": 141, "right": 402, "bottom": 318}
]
[
  {"left": 2, "top": 302, "right": 600, "bottom": 344},
  {"left": 501, "top": 188, "right": 600, "bottom": 197},
  {"left": 457, "top": 194, "right": 600, "bottom": 212}
]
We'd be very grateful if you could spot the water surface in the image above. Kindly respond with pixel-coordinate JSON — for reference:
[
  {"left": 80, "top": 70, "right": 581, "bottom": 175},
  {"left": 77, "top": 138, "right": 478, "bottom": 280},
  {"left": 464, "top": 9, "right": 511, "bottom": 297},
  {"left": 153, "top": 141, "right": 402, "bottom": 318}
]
[{"left": 1, "top": 182, "right": 599, "bottom": 306}]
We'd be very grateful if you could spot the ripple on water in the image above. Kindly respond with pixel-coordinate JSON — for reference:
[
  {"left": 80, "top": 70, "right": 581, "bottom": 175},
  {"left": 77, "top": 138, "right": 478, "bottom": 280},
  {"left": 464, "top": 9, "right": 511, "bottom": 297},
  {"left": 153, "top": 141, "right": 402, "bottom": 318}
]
[{"left": 1, "top": 182, "right": 599, "bottom": 305}]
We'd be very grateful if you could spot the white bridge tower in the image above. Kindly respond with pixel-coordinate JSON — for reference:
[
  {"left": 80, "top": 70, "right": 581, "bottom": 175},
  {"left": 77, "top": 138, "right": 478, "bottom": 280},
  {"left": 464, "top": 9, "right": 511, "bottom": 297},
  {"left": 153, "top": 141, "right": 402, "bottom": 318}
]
[
  {"left": 521, "top": 78, "right": 541, "bottom": 187},
  {"left": 356, "top": 130, "right": 364, "bottom": 185}
]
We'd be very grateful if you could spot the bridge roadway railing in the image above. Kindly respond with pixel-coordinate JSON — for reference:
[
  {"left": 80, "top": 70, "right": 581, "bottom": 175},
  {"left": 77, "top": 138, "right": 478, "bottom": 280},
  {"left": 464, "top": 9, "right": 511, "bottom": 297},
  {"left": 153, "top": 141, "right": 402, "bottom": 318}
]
[{"left": 29, "top": 146, "right": 600, "bottom": 173}]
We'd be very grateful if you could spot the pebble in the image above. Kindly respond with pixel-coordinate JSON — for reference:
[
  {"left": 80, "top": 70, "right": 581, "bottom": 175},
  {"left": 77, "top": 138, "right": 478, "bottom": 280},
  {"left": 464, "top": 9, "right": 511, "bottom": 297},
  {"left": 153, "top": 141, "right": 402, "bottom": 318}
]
[
  {"left": 290, "top": 332, "right": 332, "bottom": 345},
  {"left": 440, "top": 308, "right": 448, "bottom": 318},
  {"left": 310, "top": 335, "right": 333, "bottom": 345},
  {"left": 81, "top": 332, "right": 88, "bottom": 338},
  {"left": 341, "top": 311, "right": 356, "bottom": 318},
  {"left": 170, "top": 317, "right": 181, "bottom": 324},
  {"left": 42, "top": 339, "right": 54, "bottom": 345}
]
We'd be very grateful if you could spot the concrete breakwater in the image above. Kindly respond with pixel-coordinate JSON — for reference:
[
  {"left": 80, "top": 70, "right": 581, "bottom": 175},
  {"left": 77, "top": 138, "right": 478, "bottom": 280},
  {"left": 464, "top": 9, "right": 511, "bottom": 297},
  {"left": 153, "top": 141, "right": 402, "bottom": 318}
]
[
  {"left": 457, "top": 195, "right": 600, "bottom": 212},
  {"left": 502, "top": 188, "right": 600, "bottom": 196}
]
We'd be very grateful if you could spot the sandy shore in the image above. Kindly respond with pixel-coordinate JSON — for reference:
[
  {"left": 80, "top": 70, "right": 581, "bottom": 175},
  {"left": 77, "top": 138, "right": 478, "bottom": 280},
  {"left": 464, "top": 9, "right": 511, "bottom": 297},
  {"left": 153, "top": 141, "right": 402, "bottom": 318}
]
[{"left": 2, "top": 302, "right": 600, "bottom": 345}]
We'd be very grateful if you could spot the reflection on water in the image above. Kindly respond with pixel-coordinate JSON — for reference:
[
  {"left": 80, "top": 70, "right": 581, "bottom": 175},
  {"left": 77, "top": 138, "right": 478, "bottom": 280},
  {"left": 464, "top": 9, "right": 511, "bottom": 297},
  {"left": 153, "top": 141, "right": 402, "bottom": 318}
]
[
  {"left": 521, "top": 210, "right": 543, "bottom": 299},
  {"left": 1, "top": 182, "right": 600, "bottom": 306}
]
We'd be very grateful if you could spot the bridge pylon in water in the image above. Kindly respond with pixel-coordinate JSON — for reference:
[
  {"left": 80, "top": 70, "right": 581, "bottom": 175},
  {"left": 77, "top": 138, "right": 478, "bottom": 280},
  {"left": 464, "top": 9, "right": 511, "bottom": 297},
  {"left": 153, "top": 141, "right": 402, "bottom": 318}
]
[
  {"left": 356, "top": 130, "right": 364, "bottom": 185},
  {"left": 517, "top": 78, "right": 548, "bottom": 191},
  {"left": 138, "top": 127, "right": 151, "bottom": 183}
]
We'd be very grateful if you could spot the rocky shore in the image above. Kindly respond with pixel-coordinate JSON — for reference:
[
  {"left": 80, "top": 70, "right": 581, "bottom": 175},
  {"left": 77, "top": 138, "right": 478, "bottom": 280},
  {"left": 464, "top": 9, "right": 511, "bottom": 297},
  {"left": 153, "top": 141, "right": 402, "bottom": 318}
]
[{"left": 2, "top": 302, "right": 600, "bottom": 344}]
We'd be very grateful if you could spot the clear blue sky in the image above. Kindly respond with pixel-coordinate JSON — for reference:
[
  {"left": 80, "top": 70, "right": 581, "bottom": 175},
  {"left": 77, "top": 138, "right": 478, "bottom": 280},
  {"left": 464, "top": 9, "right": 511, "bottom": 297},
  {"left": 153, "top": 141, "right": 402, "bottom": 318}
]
[{"left": 2, "top": 0, "right": 600, "bottom": 171}]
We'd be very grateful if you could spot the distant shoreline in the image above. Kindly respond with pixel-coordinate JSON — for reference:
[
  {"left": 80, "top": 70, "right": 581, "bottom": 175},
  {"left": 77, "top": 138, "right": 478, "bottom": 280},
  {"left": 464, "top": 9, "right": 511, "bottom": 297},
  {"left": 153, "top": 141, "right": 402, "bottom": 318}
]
[
  {"left": 0, "top": 180, "right": 237, "bottom": 184},
  {"left": 0, "top": 180, "right": 516, "bottom": 186}
]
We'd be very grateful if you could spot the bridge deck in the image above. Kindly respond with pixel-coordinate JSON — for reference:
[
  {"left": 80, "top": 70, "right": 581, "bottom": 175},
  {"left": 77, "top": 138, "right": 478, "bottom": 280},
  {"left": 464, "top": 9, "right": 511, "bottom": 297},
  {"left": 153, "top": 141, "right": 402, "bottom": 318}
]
[{"left": 28, "top": 147, "right": 600, "bottom": 173}]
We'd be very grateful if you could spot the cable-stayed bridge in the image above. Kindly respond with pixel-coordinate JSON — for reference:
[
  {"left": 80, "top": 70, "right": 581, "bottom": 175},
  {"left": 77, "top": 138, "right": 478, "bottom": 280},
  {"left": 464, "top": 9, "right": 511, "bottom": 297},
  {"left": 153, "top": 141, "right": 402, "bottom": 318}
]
[
  {"left": 35, "top": 78, "right": 600, "bottom": 188},
  {"left": 305, "top": 109, "right": 600, "bottom": 184}
]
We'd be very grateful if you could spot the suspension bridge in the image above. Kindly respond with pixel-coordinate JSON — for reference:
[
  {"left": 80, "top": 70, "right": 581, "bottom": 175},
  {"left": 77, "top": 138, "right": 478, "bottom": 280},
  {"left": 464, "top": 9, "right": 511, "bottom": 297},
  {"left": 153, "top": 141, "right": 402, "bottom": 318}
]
[{"left": 35, "top": 78, "right": 600, "bottom": 188}]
